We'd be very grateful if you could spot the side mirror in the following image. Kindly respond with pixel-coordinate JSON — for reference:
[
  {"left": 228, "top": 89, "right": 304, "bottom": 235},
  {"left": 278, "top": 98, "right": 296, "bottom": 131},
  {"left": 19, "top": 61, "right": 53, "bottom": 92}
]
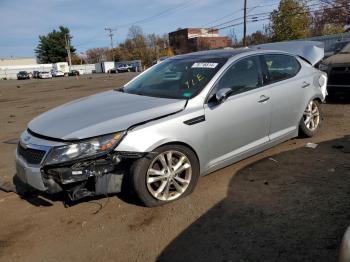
[{"left": 216, "top": 88, "right": 232, "bottom": 103}]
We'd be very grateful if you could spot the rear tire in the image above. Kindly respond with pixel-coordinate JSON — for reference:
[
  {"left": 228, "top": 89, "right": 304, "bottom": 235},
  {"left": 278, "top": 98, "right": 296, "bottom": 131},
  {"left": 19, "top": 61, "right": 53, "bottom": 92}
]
[
  {"left": 130, "top": 144, "right": 200, "bottom": 207},
  {"left": 299, "top": 99, "right": 321, "bottom": 137}
]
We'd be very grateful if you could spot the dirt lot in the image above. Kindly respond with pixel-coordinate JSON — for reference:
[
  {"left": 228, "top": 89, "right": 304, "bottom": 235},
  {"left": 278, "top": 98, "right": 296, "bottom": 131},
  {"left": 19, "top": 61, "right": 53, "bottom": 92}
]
[{"left": 0, "top": 74, "right": 350, "bottom": 262}]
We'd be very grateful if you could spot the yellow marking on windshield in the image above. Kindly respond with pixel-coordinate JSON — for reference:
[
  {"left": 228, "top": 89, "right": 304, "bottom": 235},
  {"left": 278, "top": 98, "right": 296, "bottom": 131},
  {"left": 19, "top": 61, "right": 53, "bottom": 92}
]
[{"left": 184, "top": 74, "right": 205, "bottom": 89}]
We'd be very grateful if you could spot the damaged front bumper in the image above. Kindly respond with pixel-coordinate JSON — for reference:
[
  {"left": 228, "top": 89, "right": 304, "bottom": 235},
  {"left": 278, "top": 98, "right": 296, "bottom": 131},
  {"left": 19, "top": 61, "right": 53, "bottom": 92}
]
[{"left": 15, "top": 131, "right": 143, "bottom": 201}]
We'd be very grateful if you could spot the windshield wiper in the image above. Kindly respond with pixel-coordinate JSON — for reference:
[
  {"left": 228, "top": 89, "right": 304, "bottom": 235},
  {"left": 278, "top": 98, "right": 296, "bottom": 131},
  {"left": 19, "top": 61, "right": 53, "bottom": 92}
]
[
  {"left": 133, "top": 92, "right": 146, "bottom": 96},
  {"left": 114, "top": 86, "right": 124, "bottom": 92}
]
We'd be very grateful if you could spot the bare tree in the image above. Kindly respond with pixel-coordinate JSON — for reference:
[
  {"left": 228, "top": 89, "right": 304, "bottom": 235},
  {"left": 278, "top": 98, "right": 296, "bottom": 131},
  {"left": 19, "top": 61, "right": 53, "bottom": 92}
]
[{"left": 85, "top": 47, "right": 110, "bottom": 63}]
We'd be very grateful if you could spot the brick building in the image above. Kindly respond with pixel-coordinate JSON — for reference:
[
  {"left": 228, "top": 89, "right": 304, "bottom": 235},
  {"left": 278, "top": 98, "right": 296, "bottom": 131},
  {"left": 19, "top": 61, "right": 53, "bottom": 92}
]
[{"left": 169, "top": 28, "right": 232, "bottom": 54}]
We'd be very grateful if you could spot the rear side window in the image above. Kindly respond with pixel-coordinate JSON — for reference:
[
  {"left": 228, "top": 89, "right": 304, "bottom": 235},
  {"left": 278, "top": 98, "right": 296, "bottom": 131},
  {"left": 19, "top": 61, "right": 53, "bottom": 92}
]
[{"left": 264, "top": 54, "right": 301, "bottom": 82}]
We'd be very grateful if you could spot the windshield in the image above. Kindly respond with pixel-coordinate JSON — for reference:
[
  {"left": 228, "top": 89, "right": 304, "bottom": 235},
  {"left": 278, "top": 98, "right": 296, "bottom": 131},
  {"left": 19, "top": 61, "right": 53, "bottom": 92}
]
[
  {"left": 123, "top": 57, "right": 227, "bottom": 99},
  {"left": 340, "top": 43, "right": 350, "bottom": 54},
  {"left": 325, "top": 42, "right": 349, "bottom": 53}
]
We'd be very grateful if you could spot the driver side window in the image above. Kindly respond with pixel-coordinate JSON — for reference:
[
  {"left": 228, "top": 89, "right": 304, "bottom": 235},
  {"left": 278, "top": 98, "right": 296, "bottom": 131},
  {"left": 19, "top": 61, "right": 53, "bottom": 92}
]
[{"left": 216, "top": 56, "right": 263, "bottom": 95}]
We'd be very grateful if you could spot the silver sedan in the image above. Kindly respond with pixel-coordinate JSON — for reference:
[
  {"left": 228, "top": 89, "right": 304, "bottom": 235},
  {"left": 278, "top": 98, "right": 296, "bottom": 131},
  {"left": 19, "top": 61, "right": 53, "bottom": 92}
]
[{"left": 16, "top": 42, "right": 327, "bottom": 206}]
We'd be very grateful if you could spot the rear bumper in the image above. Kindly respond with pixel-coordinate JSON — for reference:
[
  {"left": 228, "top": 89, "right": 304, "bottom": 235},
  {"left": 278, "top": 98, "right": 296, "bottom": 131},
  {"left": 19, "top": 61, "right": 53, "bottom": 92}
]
[
  {"left": 326, "top": 64, "right": 350, "bottom": 92},
  {"left": 327, "top": 84, "right": 350, "bottom": 93}
]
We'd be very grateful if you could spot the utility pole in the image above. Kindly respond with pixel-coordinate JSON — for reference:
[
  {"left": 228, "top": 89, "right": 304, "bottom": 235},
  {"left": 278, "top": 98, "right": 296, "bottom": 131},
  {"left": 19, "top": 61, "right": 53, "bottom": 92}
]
[
  {"left": 243, "top": 0, "right": 247, "bottom": 46},
  {"left": 105, "top": 27, "right": 116, "bottom": 61},
  {"left": 65, "top": 34, "right": 72, "bottom": 69}
]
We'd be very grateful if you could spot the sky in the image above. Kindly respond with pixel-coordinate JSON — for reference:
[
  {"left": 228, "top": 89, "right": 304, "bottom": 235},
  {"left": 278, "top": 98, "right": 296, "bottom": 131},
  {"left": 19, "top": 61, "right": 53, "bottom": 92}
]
[{"left": 0, "top": 0, "right": 279, "bottom": 58}]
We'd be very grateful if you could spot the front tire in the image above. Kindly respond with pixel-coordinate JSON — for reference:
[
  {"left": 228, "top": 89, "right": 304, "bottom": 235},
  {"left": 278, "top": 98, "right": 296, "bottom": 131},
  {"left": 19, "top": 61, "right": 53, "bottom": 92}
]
[
  {"left": 131, "top": 144, "right": 200, "bottom": 207},
  {"left": 299, "top": 99, "right": 321, "bottom": 137}
]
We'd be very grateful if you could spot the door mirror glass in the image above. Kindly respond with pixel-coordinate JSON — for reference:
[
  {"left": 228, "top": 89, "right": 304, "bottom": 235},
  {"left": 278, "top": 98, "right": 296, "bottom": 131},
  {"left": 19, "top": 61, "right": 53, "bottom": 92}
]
[{"left": 216, "top": 88, "right": 232, "bottom": 103}]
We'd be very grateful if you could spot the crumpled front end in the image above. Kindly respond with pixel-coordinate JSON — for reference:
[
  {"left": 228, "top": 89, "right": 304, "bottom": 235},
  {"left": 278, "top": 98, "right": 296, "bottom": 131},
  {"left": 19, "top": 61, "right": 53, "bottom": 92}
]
[{"left": 15, "top": 130, "right": 138, "bottom": 201}]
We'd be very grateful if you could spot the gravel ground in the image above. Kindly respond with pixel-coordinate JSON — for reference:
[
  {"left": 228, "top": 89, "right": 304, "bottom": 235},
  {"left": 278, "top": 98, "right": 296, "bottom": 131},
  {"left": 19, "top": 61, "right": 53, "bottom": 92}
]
[{"left": 0, "top": 74, "right": 349, "bottom": 262}]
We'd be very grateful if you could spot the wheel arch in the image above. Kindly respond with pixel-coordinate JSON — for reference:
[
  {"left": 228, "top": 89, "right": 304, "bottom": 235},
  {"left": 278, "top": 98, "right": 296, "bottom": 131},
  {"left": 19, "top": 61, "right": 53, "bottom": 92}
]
[
  {"left": 151, "top": 141, "right": 201, "bottom": 172},
  {"left": 312, "top": 96, "right": 323, "bottom": 103},
  {"left": 299, "top": 95, "right": 323, "bottom": 118}
]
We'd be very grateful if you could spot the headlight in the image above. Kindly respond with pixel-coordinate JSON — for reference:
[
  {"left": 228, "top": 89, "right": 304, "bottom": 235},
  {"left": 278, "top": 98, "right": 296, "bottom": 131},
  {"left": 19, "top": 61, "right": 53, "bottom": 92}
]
[
  {"left": 45, "top": 132, "right": 124, "bottom": 165},
  {"left": 319, "top": 63, "right": 328, "bottom": 71}
]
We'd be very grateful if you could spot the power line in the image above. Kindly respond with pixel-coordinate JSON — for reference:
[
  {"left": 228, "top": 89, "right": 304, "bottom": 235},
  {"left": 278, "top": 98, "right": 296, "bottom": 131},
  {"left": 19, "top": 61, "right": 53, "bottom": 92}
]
[
  {"left": 202, "top": 9, "right": 243, "bottom": 27},
  {"left": 209, "top": 1, "right": 321, "bottom": 30},
  {"left": 202, "top": 1, "right": 280, "bottom": 28},
  {"left": 74, "top": 0, "right": 199, "bottom": 49},
  {"left": 116, "top": 0, "right": 199, "bottom": 28},
  {"left": 213, "top": 3, "right": 350, "bottom": 31}
]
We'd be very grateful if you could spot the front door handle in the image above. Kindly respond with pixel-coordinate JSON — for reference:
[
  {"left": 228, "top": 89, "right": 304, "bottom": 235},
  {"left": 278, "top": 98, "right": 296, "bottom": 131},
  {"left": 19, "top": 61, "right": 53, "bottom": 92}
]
[
  {"left": 258, "top": 95, "right": 270, "bottom": 103},
  {"left": 301, "top": 81, "right": 311, "bottom": 88}
]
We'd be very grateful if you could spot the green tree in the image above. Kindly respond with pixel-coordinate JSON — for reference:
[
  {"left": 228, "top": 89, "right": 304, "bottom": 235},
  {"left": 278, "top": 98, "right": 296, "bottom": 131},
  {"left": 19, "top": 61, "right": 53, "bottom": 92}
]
[
  {"left": 246, "top": 31, "right": 270, "bottom": 45},
  {"left": 269, "top": 0, "right": 311, "bottom": 41},
  {"left": 35, "top": 26, "right": 76, "bottom": 63}
]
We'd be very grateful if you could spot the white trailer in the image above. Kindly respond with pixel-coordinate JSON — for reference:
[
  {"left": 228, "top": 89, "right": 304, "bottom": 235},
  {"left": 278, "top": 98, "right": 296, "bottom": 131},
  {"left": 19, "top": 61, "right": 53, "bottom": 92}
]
[
  {"left": 53, "top": 62, "right": 69, "bottom": 75},
  {"left": 102, "top": 62, "right": 115, "bottom": 73}
]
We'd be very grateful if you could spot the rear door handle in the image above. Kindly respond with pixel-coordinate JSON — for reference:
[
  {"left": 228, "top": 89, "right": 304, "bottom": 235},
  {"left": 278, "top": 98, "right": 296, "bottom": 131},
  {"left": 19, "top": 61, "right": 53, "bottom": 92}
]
[
  {"left": 258, "top": 95, "right": 270, "bottom": 103},
  {"left": 301, "top": 81, "right": 311, "bottom": 88}
]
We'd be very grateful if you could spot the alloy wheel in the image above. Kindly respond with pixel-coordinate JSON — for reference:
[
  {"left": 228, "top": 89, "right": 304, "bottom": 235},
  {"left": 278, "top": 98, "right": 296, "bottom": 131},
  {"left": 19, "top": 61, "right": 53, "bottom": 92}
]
[
  {"left": 303, "top": 100, "right": 320, "bottom": 131},
  {"left": 146, "top": 150, "right": 192, "bottom": 201}
]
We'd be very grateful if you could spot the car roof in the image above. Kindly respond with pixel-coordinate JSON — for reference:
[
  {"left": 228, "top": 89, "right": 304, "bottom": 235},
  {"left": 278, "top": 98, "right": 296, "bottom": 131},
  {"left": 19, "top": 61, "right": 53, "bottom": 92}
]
[{"left": 170, "top": 48, "right": 251, "bottom": 60}]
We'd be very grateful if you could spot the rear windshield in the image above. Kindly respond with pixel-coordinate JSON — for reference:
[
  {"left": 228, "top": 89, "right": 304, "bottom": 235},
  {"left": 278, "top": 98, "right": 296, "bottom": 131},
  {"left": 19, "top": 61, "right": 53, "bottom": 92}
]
[
  {"left": 340, "top": 43, "right": 350, "bottom": 54},
  {"left": 326, "top": 42, "right": 349, "bottom": 53},
  {"left": 124, "top": 57, "right": 227, "bottom": 99}
]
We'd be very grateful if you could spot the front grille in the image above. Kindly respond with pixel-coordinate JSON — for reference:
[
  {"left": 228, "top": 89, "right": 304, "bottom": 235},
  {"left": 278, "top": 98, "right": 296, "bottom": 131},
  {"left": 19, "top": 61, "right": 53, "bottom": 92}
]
[
  {"left": 18, "top": 143, "right": 46, "bottom": 165},
  {"left": 328, "top": 66, "right": 350, "bottom": 85}
]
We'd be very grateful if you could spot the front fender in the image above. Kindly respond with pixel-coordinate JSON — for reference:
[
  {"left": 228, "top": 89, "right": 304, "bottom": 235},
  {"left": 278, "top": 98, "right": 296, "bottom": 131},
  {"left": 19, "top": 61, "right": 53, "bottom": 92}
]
[{"left": 115, "top": 108, "right": 208, "bottom": 173}]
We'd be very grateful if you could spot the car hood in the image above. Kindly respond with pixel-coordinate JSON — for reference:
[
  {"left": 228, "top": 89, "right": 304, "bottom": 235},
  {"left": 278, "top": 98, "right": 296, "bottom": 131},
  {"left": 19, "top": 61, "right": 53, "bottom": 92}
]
[
  {"left": 323, "top": 53, "right": 350, "bottom": 65},
  {"left": 28, "top": 90, "right": 186, "bottom": 140}
]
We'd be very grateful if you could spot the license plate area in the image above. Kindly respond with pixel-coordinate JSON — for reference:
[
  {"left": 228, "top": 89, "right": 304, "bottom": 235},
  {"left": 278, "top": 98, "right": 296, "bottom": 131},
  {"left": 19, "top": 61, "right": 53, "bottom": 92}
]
[{"left": 16, "top": 161, "right": 27, "bottom": 183}]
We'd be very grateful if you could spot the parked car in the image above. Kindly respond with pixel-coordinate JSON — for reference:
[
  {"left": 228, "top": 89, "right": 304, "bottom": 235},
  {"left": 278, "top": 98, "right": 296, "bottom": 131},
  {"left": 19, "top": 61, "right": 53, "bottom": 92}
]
[
  {"left": 32, "top": 71, "right": 40, "bottom": 78},
  {"left": 51, "top": 70, "right": 65, "bottom": 77},
  {"left": 107, "top": 68, "right": 118, "bottom": 74},
  {"left": 117, "top": 64, "right": 133, "bottom": 73},
  {"left": 16, "top": 42, "right": 327, "bottom": 207},
  {"left": 324, "top": 40, "right": 350, "bottom": 59},
  {"left": 38, "top": 71, "right": 52, "bottom": 79},
  {"left": 17, "top": 71, "right": 30, "bottom": 80},
  {"left": 68, "top": 70, "right": 80, "bottom": 76},
  {"left": 153, "top": 56, "right": 169, "bottom": 65},
  {"left": 319, "top": 42, "right": 350, "bottom": 96}
]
